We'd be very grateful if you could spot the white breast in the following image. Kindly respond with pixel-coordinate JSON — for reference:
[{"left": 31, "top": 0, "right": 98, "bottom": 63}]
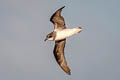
[{"left": 55, "top": 27, "right": 82, "bottom": 40}]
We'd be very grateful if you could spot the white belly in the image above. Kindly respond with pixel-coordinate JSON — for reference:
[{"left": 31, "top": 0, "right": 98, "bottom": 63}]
[{"left": 55, "top": 27, "right": 82, "bottom": 40}]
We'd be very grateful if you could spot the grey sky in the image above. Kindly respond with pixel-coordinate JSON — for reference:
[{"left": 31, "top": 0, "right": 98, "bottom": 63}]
[{"left": 0, "top": 0, "right": 120, "bottom": 80}]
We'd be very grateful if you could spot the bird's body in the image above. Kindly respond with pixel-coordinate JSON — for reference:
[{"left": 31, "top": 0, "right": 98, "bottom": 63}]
[
  {"left": 45, "top": 6, "right": 82, "bottom": 75},
  {"left": 47, "top": 27, "right": 82, "bottom": 41}
]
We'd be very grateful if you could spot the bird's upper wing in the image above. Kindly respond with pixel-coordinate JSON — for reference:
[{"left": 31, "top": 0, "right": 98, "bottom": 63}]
[
  {"left": 53, "top": 39, "right": 71, "bottom": 75},
  {"left": 50, "top": 6, "right": 66, "bottom": 30}
]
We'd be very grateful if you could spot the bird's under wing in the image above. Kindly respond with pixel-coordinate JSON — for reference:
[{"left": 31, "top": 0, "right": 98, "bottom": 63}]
[
  {"left": 53, "top": 39, "right": 71, "bottom": 75},
  {"left": 50, "top": 6, "right": 66, "bottom": 30}
]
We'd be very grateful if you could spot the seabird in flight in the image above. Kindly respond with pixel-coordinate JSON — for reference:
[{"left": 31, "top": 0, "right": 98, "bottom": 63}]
[{"left": 45, "top": 6, "right": 82, "bottom": 75}]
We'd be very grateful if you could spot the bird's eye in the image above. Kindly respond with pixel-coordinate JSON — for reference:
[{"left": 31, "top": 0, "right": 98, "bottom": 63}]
[
  {"left": 49, "top": 35, "right": 52, "bottom": 38},
  {"left": 48, "top": 35, "right": 52, "bottom": 38}
]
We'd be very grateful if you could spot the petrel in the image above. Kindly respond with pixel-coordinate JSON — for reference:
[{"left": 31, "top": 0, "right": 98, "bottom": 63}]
[{"left": 45, "top": 6, "right": 82, "bottom": 75}]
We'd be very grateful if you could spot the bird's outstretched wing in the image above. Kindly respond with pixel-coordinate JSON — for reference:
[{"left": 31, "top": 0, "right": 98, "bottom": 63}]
[
  {"left": 53, "top": 39, "right": 71, "bottom": 75},
  {"left": 50, "top": 6, "right": 66, "bottom": 30}
]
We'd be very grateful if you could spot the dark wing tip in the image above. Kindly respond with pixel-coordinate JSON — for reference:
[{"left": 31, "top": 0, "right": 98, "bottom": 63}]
[
  {"left": 65, "top": 67, "right": 71, "bottom": 75},
  {"left": 59, "top": 6, "right": 65, "bottom": 10},
  {"left": 57, "top": 6, "right": 65, "bottom": 13},
  {"left": 50, "top": 6, "right": 65, "bottom": 23},
  {"left": 68, "top": 71, "right": 71, "bottom": 75}
]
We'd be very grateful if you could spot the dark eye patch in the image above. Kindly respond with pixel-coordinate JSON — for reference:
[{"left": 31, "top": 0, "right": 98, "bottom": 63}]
[
  {"left": 49, "top": 35, "right": 52, "bottom": 38},
  {"left": 47, "top": 35, "right": 52, "bottom": 38}
]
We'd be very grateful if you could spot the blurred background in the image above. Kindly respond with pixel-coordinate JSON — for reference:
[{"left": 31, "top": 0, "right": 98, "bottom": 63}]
[{"left": 0, "top": 0, "right": 120, "bottom": 80}]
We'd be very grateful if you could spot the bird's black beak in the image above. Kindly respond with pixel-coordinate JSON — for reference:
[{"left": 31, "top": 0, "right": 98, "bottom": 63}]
[{"left": 44, "top": 38, "right": 47, "bottom": 41}]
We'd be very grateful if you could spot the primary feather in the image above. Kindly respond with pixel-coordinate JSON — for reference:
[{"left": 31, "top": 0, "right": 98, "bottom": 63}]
[
  {"left": 50, "top": 6, "right": 66, "bottom": 30},
  {"left": 53, "top": 39, "right": 71, "bottom": 75}
]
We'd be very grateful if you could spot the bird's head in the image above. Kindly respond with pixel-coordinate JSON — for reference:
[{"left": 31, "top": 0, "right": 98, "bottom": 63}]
[{"left": 44, "top": 32, "right": 54, "bottom": 41}]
